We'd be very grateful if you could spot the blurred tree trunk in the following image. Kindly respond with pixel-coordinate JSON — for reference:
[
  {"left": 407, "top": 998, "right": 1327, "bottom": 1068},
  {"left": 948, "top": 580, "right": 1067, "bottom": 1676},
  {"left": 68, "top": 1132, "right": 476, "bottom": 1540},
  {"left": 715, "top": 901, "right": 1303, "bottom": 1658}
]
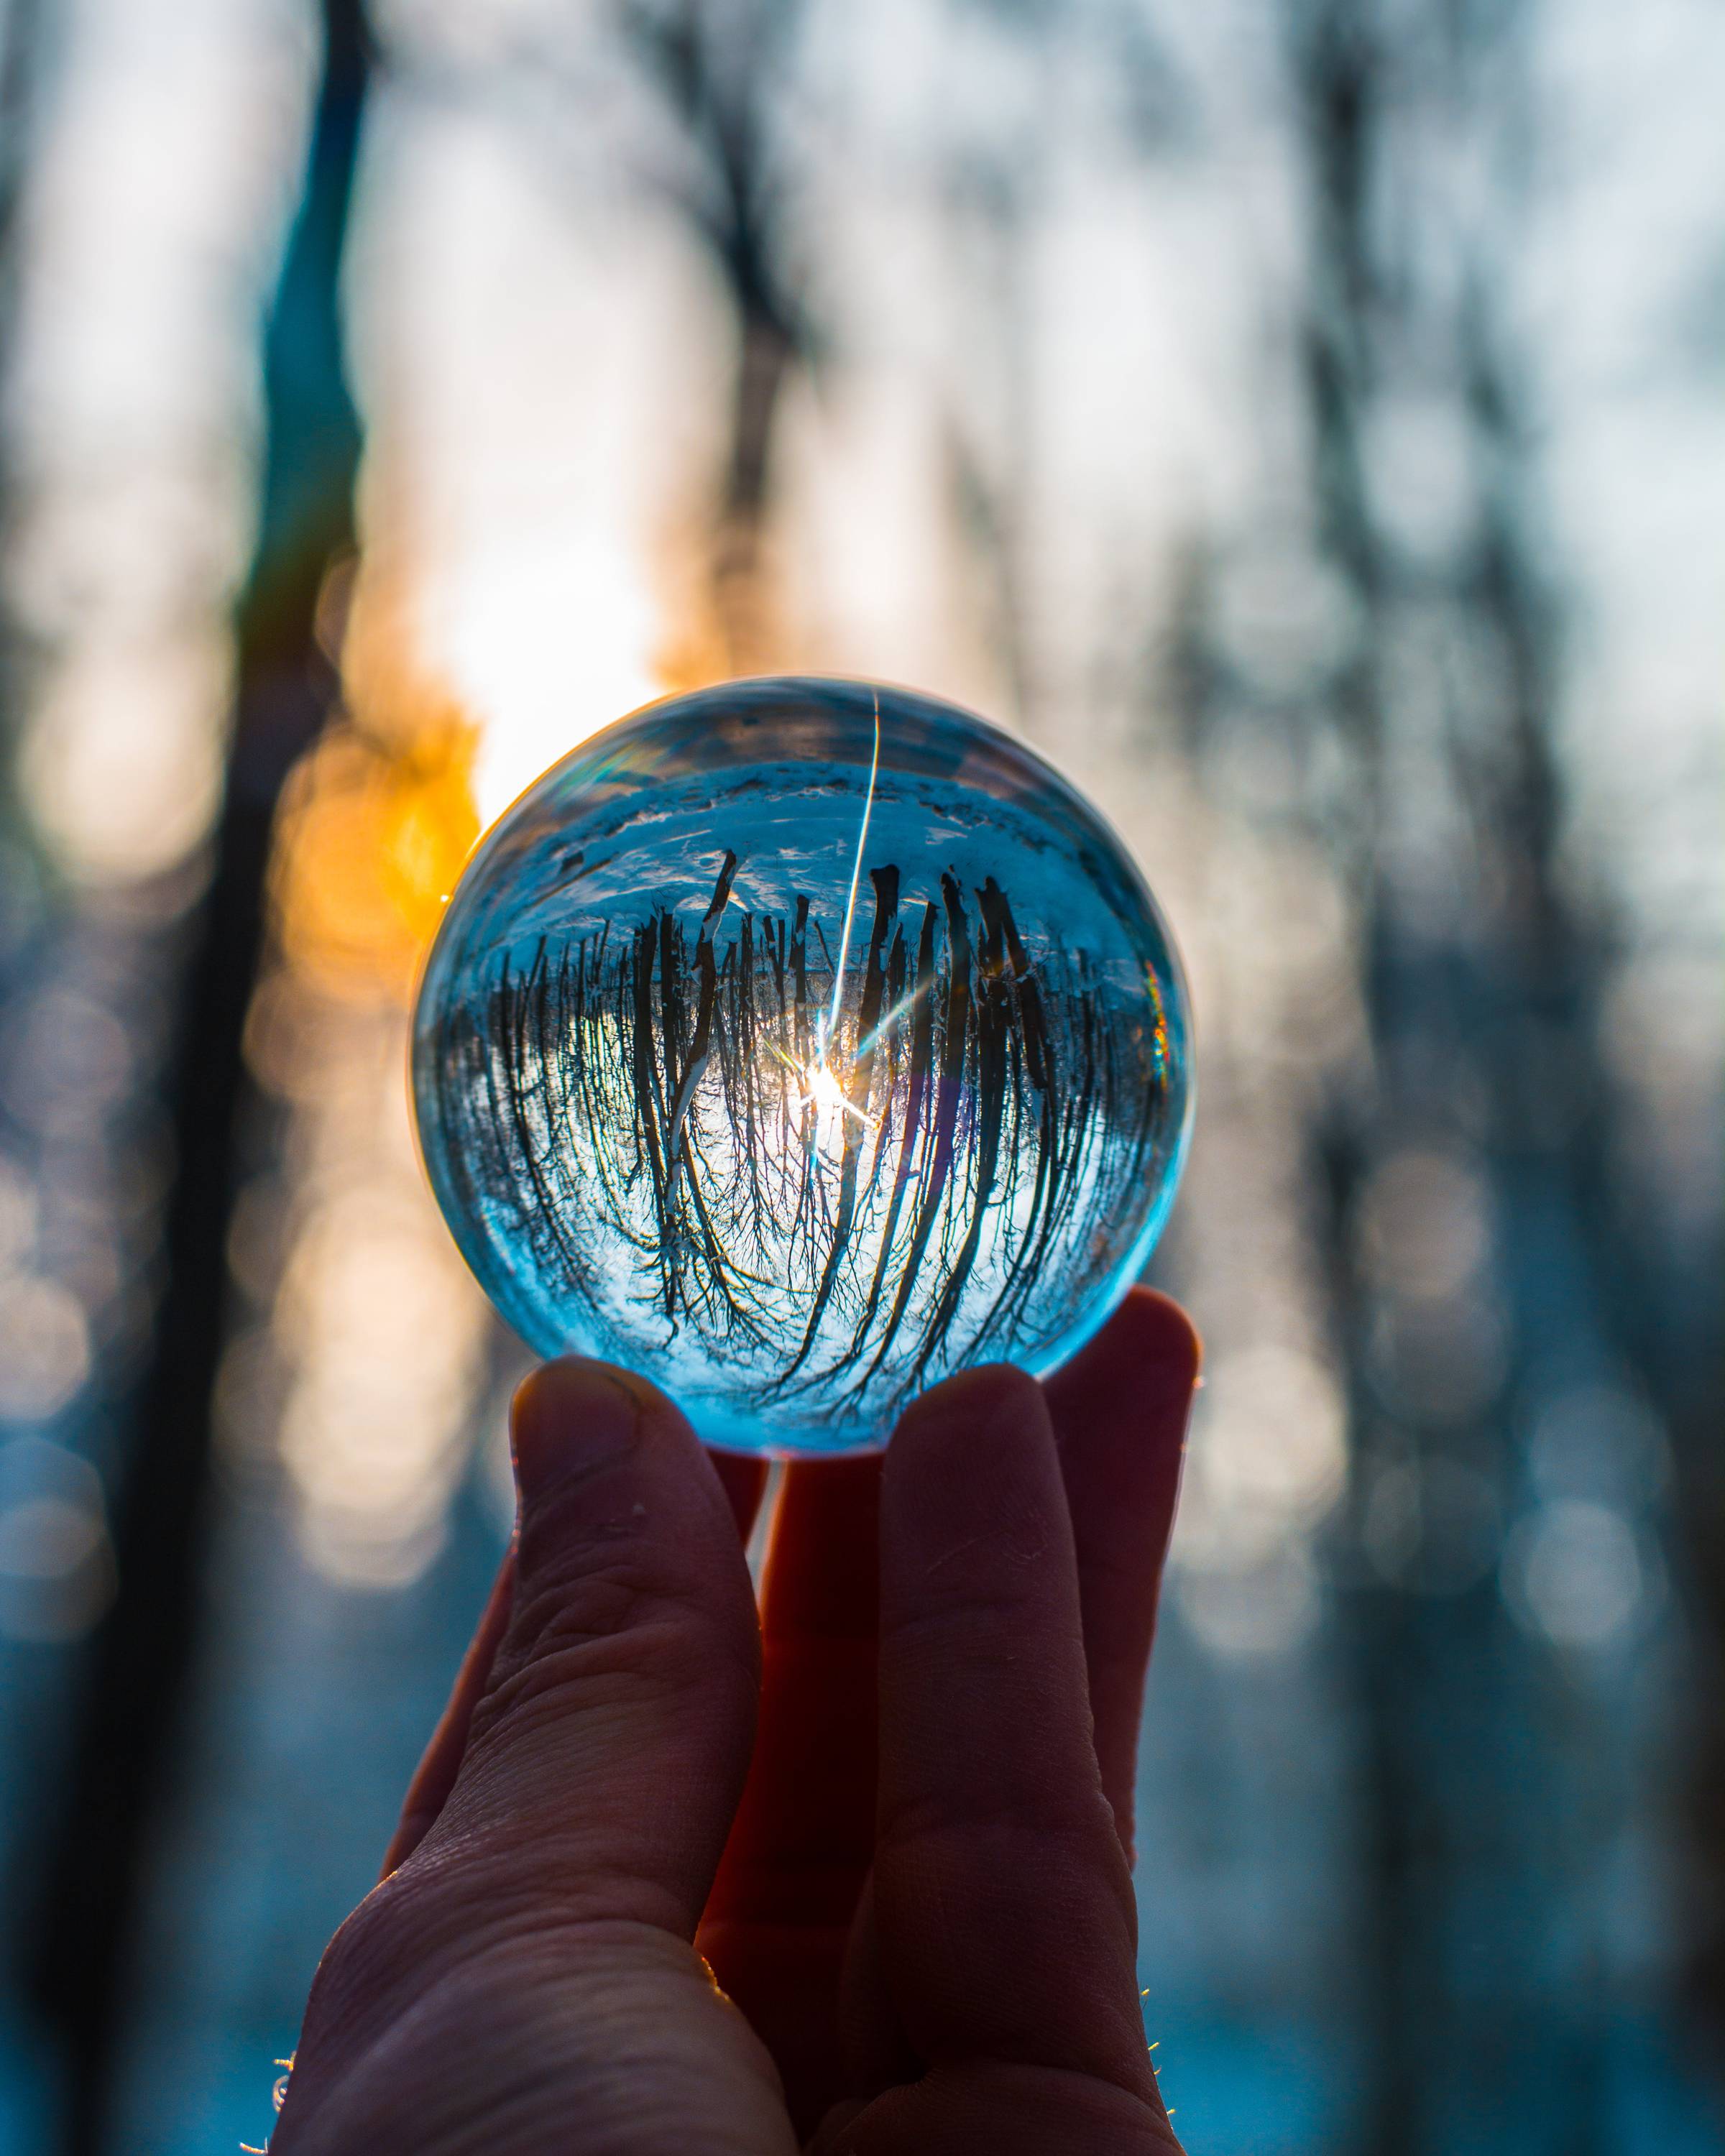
[
  {"left": 1295, "top": 0, "right": 1706, "bottom": 2146},
  {"left": 1293, "top": 11, "right": 1423, "bottom": 2142},
  {"left": 0, "top": 0, "right": 47, "bottom": 819},
  {"left": 629, "top": 0, "right": 808, "bottom": 674},
  {"left": 24, "top": 6, "right": 370, "bottom": 2150}
]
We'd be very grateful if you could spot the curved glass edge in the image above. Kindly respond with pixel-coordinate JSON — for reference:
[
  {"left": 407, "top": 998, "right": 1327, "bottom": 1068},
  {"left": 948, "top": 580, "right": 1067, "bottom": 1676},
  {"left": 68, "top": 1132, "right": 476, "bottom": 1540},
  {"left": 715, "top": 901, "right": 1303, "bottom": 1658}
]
[{"left": 408, "top": 671, "right": 1199, "bottom": 1460}]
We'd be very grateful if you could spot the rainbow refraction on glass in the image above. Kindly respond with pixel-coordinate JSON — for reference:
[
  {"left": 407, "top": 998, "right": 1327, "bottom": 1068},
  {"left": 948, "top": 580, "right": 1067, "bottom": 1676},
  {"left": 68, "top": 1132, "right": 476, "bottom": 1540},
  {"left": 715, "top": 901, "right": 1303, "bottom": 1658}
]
[{"left": 412, "top": 676, "right": 1192, "bottom": 1455}]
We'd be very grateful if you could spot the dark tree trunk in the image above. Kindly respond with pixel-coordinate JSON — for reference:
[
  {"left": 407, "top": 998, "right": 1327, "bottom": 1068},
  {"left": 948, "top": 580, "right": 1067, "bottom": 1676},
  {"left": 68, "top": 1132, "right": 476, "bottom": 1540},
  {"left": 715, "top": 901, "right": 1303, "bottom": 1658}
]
[{"left": 22, "top": 9, "right": 371, "bottom": 2149}]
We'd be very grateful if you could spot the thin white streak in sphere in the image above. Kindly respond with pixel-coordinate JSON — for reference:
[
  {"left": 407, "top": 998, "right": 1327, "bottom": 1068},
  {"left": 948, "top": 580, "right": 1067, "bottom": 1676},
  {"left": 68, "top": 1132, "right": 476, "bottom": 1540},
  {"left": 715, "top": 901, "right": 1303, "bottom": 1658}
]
[{"left": 412, "top": 678, "right": 1192, "bottom": 1456}]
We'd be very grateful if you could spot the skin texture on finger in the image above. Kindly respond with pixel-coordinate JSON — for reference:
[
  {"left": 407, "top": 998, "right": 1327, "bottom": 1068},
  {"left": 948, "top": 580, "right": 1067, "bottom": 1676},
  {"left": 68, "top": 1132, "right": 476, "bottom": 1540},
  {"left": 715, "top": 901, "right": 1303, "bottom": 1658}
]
[
  {"left": 699, "top": 1455, "right": 883, "bottom": 2137},
  {"left": 277, "top": 1928, "right": 798, "bottom": 2156},
  {"left": 275, "top": 1360, "right": 785, "bottom": 2156},
  {"left": 381, "top": 1544, "right": 517, "bottom": 1879},
  {"left": 1044, "top": 1289, "right": 1199, "bottom": 1861},
  {"left": 865, "top": 1366, "right": 1168, "bottom": 2122},
  {"left": 814, "top": 2060, "right": 1182, "bottom": 2156},
  {"left": 435, "top": 1360, "right": 762, "bottom": 1930},
  {"left": 380, "top": 1447, "right": 765, "bottom": 1884}
]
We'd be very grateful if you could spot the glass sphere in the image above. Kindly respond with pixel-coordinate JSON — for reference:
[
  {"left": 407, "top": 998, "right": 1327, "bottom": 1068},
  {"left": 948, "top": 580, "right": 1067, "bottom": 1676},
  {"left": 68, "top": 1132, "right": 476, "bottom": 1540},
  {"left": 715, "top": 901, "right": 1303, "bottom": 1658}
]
[{"left": 413, "top": 676, "right": 1192, "bottom": 1456}]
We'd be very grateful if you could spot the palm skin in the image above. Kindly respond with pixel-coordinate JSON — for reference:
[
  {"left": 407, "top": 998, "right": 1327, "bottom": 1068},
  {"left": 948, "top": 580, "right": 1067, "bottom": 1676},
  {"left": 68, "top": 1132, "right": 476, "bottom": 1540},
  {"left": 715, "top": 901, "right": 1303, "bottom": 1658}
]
[{"left": 272, "top": 1289, "right": 1197, "bottom": 2156}]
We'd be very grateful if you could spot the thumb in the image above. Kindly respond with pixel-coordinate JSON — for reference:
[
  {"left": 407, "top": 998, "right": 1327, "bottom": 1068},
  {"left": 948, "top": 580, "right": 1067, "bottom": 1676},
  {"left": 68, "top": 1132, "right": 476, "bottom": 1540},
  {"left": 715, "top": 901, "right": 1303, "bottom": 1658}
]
[
  {"left": 433, "top": 1358, "right": 763, "bottom": 1932},
  {"left": 289, "top": 1360, "right": 763, "bottom": 2090}
]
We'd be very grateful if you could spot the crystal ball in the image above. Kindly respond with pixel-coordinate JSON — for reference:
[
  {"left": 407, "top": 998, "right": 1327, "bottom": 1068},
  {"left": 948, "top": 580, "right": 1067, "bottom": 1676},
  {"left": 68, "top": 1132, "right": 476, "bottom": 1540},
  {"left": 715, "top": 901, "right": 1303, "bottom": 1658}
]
[{"left": 412, "top": 676, "right": 1191, "bottom": 1456}]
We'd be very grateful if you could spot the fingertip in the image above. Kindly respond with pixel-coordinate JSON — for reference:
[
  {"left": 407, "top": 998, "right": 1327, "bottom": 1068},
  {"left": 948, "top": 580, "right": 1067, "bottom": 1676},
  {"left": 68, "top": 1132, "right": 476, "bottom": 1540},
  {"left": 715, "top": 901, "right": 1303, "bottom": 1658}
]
[
  {"left": 507, "top": 1360, "right": 753, "bottom": 1602},
  {"left": 512, "top": 1353, "right": 690, "bottom": 1425},
  {"left": 510, "top": 1356, "right": 700, "bottom": 1505},
  {"left": 882, "top": 1365, "right": 1064, "bottom": 1587},
  {"left": 1137, "top": 1284, "right": 1202, "bottom": 1365},
  {"left": 1046, "top": 1289, "right": 1200, "bottom": 1429},
  {"left": 1104, "top": 1288, "right": 1202, "bottom": 1388},
  {"left": 510, "top": 1360, "right": 637, "bottom": 1502},
  {"left": 888, "top": 1361, "right": 1051, "bottom": 1465}
]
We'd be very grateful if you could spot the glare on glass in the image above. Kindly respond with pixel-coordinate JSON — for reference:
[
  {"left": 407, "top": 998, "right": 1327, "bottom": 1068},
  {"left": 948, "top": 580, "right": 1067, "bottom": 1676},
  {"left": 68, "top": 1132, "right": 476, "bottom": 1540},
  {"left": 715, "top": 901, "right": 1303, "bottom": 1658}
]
[{"left": 412, "top": 677, "right": 1192, "bottom": 1455}]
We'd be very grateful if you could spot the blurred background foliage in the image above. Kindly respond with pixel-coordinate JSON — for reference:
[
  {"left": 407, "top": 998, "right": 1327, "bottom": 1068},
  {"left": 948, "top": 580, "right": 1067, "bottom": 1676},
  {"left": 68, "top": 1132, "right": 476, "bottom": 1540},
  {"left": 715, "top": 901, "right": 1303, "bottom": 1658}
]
[{"left": 0, "top": 1, "right": 1719, "bottom": 2151}]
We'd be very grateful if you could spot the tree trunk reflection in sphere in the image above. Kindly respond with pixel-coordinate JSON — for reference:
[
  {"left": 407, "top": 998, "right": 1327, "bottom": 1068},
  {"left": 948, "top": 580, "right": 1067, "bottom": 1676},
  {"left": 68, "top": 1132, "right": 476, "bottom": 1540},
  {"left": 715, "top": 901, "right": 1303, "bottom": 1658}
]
[{"left": 413, "top": 677, "right": 1191, "bottom": 1454}]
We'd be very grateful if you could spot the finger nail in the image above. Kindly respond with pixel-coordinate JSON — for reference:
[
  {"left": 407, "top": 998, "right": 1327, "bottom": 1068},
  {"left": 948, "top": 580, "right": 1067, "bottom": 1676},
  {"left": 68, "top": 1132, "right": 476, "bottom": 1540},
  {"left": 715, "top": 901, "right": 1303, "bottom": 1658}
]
[{"left": 511, "top": 1361, "right": 640, "bottom": 1504}]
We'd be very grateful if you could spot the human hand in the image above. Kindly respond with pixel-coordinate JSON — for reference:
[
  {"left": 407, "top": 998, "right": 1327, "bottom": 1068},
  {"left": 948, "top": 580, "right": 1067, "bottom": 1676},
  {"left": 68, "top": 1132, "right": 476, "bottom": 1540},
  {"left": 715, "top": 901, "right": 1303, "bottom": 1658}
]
[{"left": 270, "top": 1288, "right": 1198, "bottom": 2155}]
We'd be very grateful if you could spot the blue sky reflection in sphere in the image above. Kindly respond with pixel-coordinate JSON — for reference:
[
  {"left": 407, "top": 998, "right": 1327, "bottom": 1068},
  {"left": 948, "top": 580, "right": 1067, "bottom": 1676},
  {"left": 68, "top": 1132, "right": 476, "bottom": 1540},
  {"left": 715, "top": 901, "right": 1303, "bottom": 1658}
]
[{"left": 412, "top": 677, "right": 1191, "bottom": 1455}]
